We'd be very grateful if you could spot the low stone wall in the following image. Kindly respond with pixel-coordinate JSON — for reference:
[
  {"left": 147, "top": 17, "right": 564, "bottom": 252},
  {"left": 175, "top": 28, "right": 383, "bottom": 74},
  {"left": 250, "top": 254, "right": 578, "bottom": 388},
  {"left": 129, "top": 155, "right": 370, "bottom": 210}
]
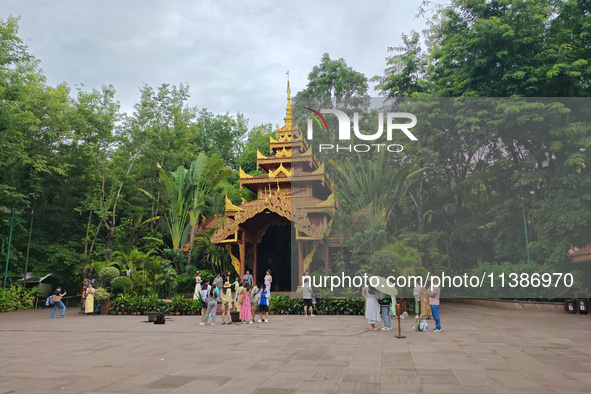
[{"left": 447, "top": 298, "right": 566, "bottom": 313}]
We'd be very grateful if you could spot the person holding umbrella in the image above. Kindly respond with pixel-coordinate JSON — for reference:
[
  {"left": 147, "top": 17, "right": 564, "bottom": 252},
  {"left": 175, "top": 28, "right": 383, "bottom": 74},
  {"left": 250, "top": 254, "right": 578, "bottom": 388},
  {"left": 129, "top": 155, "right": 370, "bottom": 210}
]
[{"left": 373, "top": 276, "right": 398, "bottom": 331}]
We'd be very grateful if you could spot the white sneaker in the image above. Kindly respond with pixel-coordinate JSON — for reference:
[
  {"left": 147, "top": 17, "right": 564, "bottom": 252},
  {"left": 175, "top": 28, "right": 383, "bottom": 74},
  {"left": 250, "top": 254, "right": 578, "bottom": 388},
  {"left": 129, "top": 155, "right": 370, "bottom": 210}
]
[
  {"left": 264, "top": 319, "right": 268, "bottom": 323},
  {"left": 199, "top": 322, "right": 205, "bottom": 326},
  {"left": 257, "top": 319, "right": 262, "bottom": 323},
  {"left": 380, "top": 327, "right": 390, "bottom": 331},
  {"left": 249, "top": 321, "right": 253, "bottom": 324},
  {"left": 211, "top": 323, "right": 215, "bottom": 326},
  {"left": 433, "top": 328, "right": 442, "bottom": 332}
]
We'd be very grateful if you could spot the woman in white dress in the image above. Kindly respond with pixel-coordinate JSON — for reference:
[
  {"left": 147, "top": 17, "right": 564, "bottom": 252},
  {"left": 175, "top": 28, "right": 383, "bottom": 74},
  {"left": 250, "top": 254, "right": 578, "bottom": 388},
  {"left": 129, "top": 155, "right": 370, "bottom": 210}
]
[
  {"left": 193, "top": 271, "right": 202, "bottom": 301},
  {"left": 264, "top": 270, "right": 272, "bottom": 294},
  {"left": 362, "top": 286, "right": 381, "bottom": 331}
]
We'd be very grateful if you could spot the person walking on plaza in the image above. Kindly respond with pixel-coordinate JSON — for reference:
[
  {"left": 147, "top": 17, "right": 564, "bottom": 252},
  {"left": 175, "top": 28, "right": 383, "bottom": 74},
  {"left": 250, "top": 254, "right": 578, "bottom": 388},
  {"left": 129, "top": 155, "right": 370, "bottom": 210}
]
[
  {"left": 362, "top": 286, "right": 380, "bottom": 331},
  {"left": 200, "top": 279, "right": 210, "bottom": 323},
  {"left": 379, "top": 291, "right": 392, "bottom": 331},
  {"left": 84, "top": 283, "right": 95, "bottom": 316},
  {"left": 221, "top": 282, "right": 233, "bottom": 325},
  {"left": 257, "top": 283, "right": 270, "bottom": 323},
  {"left": 239, "top": 284, "right": 252, "bottom": 323},
  {"left": 50, "top": 286, "right": 67, "bottom": 318},
  {"left": 202, "top": 283, "right": 218, "bottom": 326},
  {"left": 250, "top": 283, "right": 260, "bottom": 323},
  {"left": 302, "top": 277, "right": 314, "bottom": 317},
  {"left": 427, "top": 280, "right": 442, "bottom": 332}
]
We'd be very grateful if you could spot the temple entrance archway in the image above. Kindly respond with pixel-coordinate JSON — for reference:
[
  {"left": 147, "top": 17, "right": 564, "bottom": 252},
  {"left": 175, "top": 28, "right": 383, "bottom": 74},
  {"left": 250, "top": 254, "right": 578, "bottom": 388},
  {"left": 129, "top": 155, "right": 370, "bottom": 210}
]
[{"left": 257, "top": 224, "right": 294, "bottom": 292}]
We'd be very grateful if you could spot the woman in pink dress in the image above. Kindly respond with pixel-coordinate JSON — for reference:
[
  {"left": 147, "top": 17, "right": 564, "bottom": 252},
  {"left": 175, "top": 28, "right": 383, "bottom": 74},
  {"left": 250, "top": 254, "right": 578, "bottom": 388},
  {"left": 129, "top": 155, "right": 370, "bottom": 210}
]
[{"left": 239, "top": 284, "right": 252, "bottom": 324}]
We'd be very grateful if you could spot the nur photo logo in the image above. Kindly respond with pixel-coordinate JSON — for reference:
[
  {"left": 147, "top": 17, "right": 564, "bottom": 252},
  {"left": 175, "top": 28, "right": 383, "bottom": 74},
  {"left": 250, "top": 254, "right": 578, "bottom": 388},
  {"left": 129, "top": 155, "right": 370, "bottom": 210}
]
[{"left": 304, "top": 107, "right": 418, "bottom": 153}]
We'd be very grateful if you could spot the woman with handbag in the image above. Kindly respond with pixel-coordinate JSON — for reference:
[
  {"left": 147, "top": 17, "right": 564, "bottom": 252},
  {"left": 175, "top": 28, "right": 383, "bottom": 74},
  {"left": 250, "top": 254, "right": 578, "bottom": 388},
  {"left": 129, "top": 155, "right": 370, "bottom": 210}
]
[{"left": 50, "top": 286, "right": 67, "bottom": 318}]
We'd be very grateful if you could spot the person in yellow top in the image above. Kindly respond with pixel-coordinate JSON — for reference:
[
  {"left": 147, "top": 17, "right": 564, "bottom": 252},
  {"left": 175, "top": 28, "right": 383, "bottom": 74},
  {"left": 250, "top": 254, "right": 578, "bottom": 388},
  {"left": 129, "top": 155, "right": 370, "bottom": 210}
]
[
  {"left": 419, "top": 286, "right": 431, "bottom": 319},
  {"left": 85, "top": 283, "right": 95, "bottom": 316},
  {"left": 221, "top": 282, "right": 234, "bottom": 325}
]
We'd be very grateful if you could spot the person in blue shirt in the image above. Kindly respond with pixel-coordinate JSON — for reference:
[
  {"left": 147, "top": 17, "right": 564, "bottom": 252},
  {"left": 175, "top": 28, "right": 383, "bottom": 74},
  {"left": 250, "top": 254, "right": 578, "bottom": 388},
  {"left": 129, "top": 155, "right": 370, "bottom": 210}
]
[
  {"left": 257, "top": 284, "right": 270, "bottom": 323},
  {"left": 243, "top": 270, "right": 253, "bottom": 287}
]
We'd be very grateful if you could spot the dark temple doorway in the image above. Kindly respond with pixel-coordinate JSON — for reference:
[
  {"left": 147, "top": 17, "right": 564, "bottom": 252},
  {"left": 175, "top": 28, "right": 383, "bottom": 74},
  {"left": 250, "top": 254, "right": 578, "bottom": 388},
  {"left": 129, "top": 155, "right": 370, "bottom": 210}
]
[{"left": 257, "top": 224, "right": 293, "bottom": 291}]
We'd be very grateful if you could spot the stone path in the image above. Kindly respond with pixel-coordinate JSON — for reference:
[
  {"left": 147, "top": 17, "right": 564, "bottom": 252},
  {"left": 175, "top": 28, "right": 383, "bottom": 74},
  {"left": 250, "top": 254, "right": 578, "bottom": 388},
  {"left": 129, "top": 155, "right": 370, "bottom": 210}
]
[{"left": 1, "top": 303, "right": 591, "bottom": 393}]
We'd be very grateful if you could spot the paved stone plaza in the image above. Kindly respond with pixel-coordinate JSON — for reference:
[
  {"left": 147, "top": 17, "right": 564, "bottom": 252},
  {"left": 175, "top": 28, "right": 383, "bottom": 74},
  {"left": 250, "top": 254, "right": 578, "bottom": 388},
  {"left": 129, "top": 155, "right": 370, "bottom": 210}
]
[{"left": 1, "top": 303, "right": 591, "bottom": 393}]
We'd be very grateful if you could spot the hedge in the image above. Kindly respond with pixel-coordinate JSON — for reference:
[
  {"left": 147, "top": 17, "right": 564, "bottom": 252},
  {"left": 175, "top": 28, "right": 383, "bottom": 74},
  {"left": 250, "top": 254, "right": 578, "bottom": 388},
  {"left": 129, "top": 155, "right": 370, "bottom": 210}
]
[{"left": 108, "top": 294, "right": 366, "bottom": 315}]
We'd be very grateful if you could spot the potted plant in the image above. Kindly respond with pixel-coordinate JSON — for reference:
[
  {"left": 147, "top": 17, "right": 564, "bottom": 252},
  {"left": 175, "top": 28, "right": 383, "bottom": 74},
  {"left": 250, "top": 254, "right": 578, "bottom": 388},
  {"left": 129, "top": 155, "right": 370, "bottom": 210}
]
[
  {"left": 94, "top": 287, "right": 111, "bottom": 315},
  {"left": 171, "top": 294, "right": 185, "bottom": 315}
]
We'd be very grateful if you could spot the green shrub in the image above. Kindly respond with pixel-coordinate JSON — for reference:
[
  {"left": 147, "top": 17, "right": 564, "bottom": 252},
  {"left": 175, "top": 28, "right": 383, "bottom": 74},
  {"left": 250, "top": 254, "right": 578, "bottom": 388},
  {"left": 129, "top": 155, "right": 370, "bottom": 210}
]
[
  {"left": 268, "top": 295, "right": 363, "bottom": 315},
  {"left": 0, "top": 286, "right": 36, "bottom": 312},
  {"left": 93, "top": 287, "right": 110, "bottom": 302},
  {"left": 177, "top": 273, "right": 196, "bottom": 294},
  {"left": 98, "top": 267, "right": 120, "bottom": 287},
  {"left": 111, "top": 276, "right": 133, "bottom": 292}
]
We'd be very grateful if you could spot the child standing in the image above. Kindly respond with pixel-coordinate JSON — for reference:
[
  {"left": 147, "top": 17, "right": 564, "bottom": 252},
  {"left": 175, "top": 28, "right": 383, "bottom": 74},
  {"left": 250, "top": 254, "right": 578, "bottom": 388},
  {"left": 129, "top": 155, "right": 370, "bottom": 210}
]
[{"left": 257, "top": 283, "right": 270, "bottom": 323}]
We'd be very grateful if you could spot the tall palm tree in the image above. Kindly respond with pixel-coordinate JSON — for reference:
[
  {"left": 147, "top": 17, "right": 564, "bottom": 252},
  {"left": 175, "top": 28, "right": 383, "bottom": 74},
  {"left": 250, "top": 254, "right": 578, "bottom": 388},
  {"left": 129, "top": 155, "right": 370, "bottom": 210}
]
[
  {"left": 330, "top": 154, "right": 426, "bottom": 229},
  {"left": 186, "top": 153, "right": 231, "bottom": 263},
  {"left": 141, "top": 164, "right": 190, "bottom": 251}
]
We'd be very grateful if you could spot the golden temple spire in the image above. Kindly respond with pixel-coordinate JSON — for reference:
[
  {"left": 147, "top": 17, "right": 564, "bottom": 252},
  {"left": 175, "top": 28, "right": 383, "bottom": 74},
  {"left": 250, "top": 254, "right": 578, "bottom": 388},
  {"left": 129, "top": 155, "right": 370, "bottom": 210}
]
[{"left": 284, "top": 71, "right": 293, "bottom": 129}]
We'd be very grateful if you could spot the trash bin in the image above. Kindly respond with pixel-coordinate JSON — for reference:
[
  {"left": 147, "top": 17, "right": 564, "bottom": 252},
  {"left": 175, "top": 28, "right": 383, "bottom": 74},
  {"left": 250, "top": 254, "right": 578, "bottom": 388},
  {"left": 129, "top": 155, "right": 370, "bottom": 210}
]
[
  {"left": 565, "top": 299, "right": 576, "bottom": 314},
  {"left": 577, "top": 298, "right": 588, "bottom": 315}
]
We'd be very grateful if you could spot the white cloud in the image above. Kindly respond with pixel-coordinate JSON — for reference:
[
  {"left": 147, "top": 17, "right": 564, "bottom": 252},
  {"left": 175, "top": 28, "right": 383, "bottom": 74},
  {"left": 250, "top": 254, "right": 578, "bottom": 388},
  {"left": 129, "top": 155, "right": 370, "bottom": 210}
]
[{"left": 3, "top": 0, "right": 433, "bottom": 126}]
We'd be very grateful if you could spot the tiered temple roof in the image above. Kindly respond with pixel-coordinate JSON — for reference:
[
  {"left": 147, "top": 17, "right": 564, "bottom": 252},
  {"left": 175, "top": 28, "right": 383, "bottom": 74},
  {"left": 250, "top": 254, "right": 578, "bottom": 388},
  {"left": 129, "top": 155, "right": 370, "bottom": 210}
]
[{"left": 207, "top": 79, "right": 336, "bottom": 283}]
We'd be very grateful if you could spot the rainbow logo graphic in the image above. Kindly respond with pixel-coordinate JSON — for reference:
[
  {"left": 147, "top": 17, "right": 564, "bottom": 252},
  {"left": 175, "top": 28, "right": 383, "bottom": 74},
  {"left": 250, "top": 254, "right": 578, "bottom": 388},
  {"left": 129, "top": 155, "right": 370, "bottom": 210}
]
[{"left": 304, "top": 107, "right": 329, "bottom": 133}]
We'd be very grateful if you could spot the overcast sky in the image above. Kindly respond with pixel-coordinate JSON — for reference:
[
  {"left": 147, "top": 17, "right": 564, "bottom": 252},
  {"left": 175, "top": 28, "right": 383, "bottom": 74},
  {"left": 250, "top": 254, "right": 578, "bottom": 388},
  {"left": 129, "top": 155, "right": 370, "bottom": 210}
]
[{"left": 3, "top": 1, "right": 434, "bottom": 127}]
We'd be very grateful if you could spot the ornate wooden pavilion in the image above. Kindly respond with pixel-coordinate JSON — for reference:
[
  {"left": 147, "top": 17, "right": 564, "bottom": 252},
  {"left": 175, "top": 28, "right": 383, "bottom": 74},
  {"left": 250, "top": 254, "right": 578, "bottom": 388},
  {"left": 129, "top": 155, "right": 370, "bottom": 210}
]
[{"left": 207, "top": 81, "right": 337, "bottom": 290}]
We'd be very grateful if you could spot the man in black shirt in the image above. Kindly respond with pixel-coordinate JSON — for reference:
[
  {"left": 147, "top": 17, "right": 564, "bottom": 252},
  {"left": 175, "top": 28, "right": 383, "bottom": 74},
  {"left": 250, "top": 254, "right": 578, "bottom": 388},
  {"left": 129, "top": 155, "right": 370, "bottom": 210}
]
[{"left": 50, "top": 286, "right": 67, "bottom": 318}]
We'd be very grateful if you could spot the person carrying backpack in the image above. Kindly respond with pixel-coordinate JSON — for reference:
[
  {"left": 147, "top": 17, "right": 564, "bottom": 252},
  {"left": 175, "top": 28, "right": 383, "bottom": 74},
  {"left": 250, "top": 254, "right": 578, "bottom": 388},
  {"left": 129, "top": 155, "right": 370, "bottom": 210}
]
[
  {"left": 202, "top": 283, "right": 219, "bottom": 326},
  {"left": 250, "top": 283, "right": 261, "bottom": 323}
]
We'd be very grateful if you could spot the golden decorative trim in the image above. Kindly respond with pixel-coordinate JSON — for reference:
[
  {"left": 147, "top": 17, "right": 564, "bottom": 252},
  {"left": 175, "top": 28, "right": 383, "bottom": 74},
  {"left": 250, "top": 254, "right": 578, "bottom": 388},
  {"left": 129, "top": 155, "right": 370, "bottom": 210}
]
[
  {"left": 311, "top": 162, "right": 325, "bottom": 175},
  {"left": 303, "top": 241, "right": 319, "bottom": 272},
  {"left": 278, "top": 133, "right": 292, "bottom": 142},
  {"left": 212, "top": 193, "right": 327, "bottom": 244},
  {"left": 300, "top": 147, "right": 312, "bottom": 157},
  {"left": 316, "top": 192, "right": 335, "bottom": 208},
  {"left": 239, "top": 167, "right": 252, "bottom": 179},
  {"left": 276, "top": 147, "right": 292, "bottom": 158},
  {"left": 218, "top": 230, "right": 238, "bottom": 243},
  {"left": 270, "top": 136, "right": 277, "bottom": 143},
  {"left": 257, "top": 150, "right": 267, "bottom": 159},
  {"left": 268, "top": 163, "right": 293, "bottom": 178},
  {"left": 225, "top": 244, "right": 241, "bottom": 273},
  {"left": 225, "top": 195, "right": 242, "bottom": 211}
]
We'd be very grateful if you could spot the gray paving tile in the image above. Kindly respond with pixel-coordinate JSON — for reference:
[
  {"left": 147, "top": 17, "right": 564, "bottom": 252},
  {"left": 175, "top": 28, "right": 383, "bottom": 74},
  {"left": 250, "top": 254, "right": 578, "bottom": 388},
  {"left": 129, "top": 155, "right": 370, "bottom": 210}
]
[{"left": 1, "top": 304, "right": 591, "bottom": 393}]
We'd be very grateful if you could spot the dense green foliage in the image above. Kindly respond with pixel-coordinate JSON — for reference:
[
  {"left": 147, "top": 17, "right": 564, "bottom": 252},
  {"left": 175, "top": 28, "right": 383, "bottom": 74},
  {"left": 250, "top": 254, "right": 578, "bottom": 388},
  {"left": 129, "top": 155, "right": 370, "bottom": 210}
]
[
  {"left": 0, "top": 17, "right": 270, "bottom": 293},
  {"left": 0, "top": 285, "right": 36, "bottom": 312}
]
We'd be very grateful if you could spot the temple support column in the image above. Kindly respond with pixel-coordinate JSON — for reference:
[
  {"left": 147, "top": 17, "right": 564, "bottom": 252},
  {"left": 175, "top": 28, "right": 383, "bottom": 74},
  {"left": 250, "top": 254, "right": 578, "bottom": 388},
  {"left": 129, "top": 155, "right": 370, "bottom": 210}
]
[
  {"left": 324, "top": 244, "right": 330, "bottom": 270},
  {"left": 298, "top": 240, "right": 304, "bottom": 288},
  {"left": 253, "top": 243, "right": 258, "bottom": 285},
  {"left": 239, "top": 243, "right": 246, "bottom": 278}
]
